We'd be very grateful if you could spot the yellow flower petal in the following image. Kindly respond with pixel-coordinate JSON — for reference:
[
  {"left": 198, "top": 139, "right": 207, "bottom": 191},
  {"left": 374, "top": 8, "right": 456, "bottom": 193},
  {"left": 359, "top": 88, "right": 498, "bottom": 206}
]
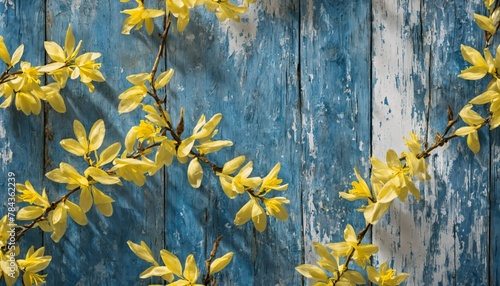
[
  {"left": 221, "top": 155, "right": 245, "bottom": 174},
  {"left": 127, "top": 241, "right": 157, "bottom": 264},
  {"left": 73, "top": 120, "right": 88, "bottom": 150},
  {"left": 183, "top": 254, "right": 199, "bottom": 283},
  {"left": 88, "top": 119, "right": 105, "bottom": 151},
  {"left": 44, "top": 41, "right": 66, "bottom": 62},
  {"left": 85, "top": 166, "right": 121, "bottom": 185},
  {"left": 154, "top": 69, "right": 175, "bottom": 90},
  {"left": 467, "top": 131, "right": 480, "bottom": 154},
  {"left": 187, "top": 158, "right": 203, "bottom": 188},
  {"left": 210, "top": 252, "right": 233, "bottom": 274},
  {"left": 234, "top": 199, "right": 253, "bottom": 225},
  {"left": 160, "top": 249, "right": 183, "bottom": 277},
  {"left": 10, "top": 44, "right": 24, "bottom": 67},
  {"left": 65, "top": 199, "right": 88, "bottom": 226},
  {"left": 17, "top": 206, "right": 44, "bottom": 221},
  {"left": 60, "top": 139, "right": 87, "bottom": 157},
  {"left": 0, "top": 36, "right": 11, "bottom": 65},
  {"left": 295, "top": 264, "right": 328, "bottom": 281}
]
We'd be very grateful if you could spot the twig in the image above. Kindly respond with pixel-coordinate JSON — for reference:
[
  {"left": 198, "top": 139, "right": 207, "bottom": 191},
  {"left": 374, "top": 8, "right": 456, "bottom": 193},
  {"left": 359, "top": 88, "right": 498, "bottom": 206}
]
[{"left": 202, "top": 235, "right": 223, "bottom": 286}]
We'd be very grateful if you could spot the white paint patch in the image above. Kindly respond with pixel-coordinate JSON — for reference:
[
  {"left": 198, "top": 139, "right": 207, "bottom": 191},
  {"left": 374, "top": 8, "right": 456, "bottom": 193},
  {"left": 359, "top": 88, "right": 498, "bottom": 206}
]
[
  {"left": 220, "top": 4, "right": 259, "bottom": 58},
  {"left": 0, "top": 13, "right": 5, "bottom": 30},
  {"left": 306, "top": 131, "right": 316, "bottom": 158},
  {"left": 0, "top": 0, "right": 14, "bottom": 9},
  {"left": 260, "top": 0, "right": 281, "bottom": 17},
  {"left": 291, "top": 112, "right": 298, "bottom": 142},
  {"left": 0, "top": 120, "right": 12, "bottom": 170},
  {"left": 186, "top": 33, "right": 195, "bottom": 42},
  {"left": 0, "top": 120, "right": 5, "bottom": 138},
  {"left": 305, "top": 1, "right": 317, "bottom": 38},
  {"left": 372, "top": 0, "right": 428, "bottom": 158}
]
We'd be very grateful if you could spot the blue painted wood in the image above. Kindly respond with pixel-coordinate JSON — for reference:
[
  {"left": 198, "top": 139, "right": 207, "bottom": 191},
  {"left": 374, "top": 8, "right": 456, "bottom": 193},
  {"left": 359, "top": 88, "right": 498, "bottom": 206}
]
[
  {"left": 0, "top": 0, "right": 46, "bottom": 280},
  {"left": 299, "top": 0, "right": 372, "bottom": 278},
  {"left": 42, "top": 0, "right": 164, "bottom": 285},
  {"left": 165, "top": 1, "right": 302, "bottom": 284},
  {"left": 0, "top": 0, "right": 498, "bottom": 285},
  {"left": 419, "top": 1, "right": 489, "bottom": 284},
  {"left": 372, "top": 1, "right": 491, "bottom": 285},
  {"left": 492, "top": 130, "right": 500, "bottom": 285}
]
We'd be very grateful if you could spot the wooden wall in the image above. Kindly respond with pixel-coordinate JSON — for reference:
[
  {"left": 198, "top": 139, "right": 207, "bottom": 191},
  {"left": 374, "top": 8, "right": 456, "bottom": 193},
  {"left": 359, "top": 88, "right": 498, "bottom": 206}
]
[{"left": 0, "top": 0, "right": 497, "bottom": 285}]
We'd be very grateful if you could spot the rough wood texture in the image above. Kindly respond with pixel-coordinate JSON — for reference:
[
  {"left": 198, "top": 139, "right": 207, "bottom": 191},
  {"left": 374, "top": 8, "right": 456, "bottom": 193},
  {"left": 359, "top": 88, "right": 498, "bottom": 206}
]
[{"left": 0, "top": 0, "right": 498, "bottom": 285}]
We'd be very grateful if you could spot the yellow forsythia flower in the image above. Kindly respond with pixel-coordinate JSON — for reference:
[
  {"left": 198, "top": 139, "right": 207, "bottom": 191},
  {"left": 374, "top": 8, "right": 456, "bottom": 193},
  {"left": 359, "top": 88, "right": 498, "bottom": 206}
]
[
  {"left": 469, "top": 85, "right": 500, "bottom": 129},
  {"left": 167, "top": 254, "right": 204, "bottom": 285},
  {"left": 121, "top": 0, "right": 165, "bottom": 35},
  {"left": 9, "top": 61, "right": 43, "bottom": 115},
  {"left": 263, "top": 197, "right": 289, "bottom": 221},
  {"left": 165, "top": 0, "right": 198, "bottom": 32},
  {"left": 216, "top": 155, "right": 246, "bottom": 198},
  {"left": 60, "top": 119, "right": 106, "bottom": 158},
  {"left": 71, "top": 52, "right": 105, "bottom": 92},
  {"left": 43, "top": 25, "right": 82, "bottom": 88},
  {"left": 327, "top": 224, "right": 378, "bottom": 268},
  {"left": 357, "top": 182, "right": 396, "bottom": 224},
  {"left": 339, "top": 167, "right": 371, "bottom": 201},
  {"left": 257, "top": 163, "right": 288, "bottom": 195},
  {"left": 458, "top": 45, "right": 494, "bottom": 80},
  {"left": 371, "top": 149, "right": 419, "bottom": 201},
  {"left": 45, "top": 162, "right": 89, "bottom": 189},
  {"left": 15, "top": 181, "right": 50, "bottom": 208},
  {"left": 111, "top": 156, "right": 157, "bottom": 186},
  {"left": 234, "top": 197, "right": 266, "bottom": 232},
  {"left": 118, "top": 73, "right": 151, "bottom": 113},
  {"left": 198, "top": 0, "right": 247, "bottom": 22},
  {"left": 40, "top": 83, "right": 66, "bottom": 113},
  {"left": 296, "top": 243, "right": 367, "bottom": 286},
  {"left": 17, "top": 246, "right": 52, "bottom": 286},
  {"left": 402, "top": 132, "right": 430, "bottom": 182},
  {"left": 367, "top": 261, "right": 409, "bottom": 286},
  {"left": 49, "top": 199, "right": 87, "bottom": 242},
  {"left": 177, "top": 113, "right": 224, "bottom": 160},
  {"left": 226, "top": 161, "right": 262, "bottom": 195}
]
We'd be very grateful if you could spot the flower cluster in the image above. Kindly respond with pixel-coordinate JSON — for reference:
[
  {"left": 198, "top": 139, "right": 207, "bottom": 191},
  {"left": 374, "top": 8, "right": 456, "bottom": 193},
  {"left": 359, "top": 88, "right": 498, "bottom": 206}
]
[
  {"left": 127, "top": 240, "right": 233, "bottom": 285},
  {"left": 0, "top": 25, "right": 104, "bottom": 115},
  {"left": 297, "top": 132, "right": 428, "bottom": 285},
  {"left": 119, "top": 0, "right": 254, "bottom": 34}
]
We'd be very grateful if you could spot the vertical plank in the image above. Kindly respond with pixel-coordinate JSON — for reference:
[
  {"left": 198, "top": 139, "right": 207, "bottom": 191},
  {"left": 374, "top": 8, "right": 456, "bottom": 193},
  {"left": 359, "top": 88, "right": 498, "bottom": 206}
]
[
  {"left": 492, "top": 130, "right": 500, "bottom": 284},
  {"left": 371, "top": 1, "right": 432, "bottom": 284},
  {"left": 44, "top": 1, "right": 164, "bottom": 284},
  {"left": 166, "top": 1, "right": 302, "bottom": 284},
  {"left": 0, "top": 1, "right": 46, "bottom": 284},
  {"left": 299, "top": 0, "right": 372, "bottom": 279},
  {"left": 372, "top": 0, "right": 490, "bottom": 284}
]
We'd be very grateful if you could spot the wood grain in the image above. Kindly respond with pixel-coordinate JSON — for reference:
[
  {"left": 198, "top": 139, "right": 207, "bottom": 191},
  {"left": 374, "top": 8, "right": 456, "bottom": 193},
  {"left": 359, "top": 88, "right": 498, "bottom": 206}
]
[{"left": 0, "top": 0, "right": 497, "bottom": 285}]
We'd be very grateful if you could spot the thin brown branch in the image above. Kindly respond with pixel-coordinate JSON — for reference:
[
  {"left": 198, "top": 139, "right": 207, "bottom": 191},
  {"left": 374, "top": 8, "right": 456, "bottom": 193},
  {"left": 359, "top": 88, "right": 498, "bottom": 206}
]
[
  {"left": 202, "top": 235, "right": 224, "bottom": 286},
  {"left": 0, "top": 186, "right": 81, "bottom": 253}
]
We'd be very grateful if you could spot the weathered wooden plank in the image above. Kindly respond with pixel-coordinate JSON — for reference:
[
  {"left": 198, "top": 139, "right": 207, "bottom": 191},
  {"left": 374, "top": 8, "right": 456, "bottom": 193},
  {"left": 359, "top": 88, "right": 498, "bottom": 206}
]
[
  {"left": 44, "top": 1, "right": 164, "bottom": 284},
  {"left": 299, "top": 0, "right": 372, "bottom": 282},
  {"left": 372, "top": 0, "right": 490, "bottom": 284},
  {"left": 165, "top": 1, "right": 302, "bottom": 284},
  {"left": 492, "top": 131, "right": 500, "bottom": 285},
  {"left": 0, "top": 1, "right": 46, "bottom": 284}
]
